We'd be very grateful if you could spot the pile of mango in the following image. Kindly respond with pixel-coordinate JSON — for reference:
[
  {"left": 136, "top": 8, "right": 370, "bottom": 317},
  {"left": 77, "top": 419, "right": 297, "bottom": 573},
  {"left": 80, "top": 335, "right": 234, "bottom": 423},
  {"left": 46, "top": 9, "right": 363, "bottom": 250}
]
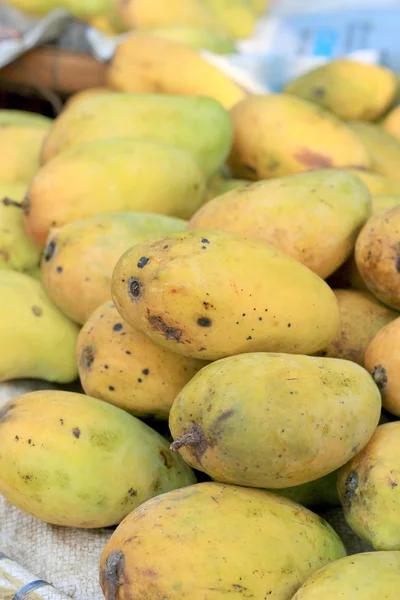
[{"left": 2, "top": 51, "right": 400, "bottom": 600}]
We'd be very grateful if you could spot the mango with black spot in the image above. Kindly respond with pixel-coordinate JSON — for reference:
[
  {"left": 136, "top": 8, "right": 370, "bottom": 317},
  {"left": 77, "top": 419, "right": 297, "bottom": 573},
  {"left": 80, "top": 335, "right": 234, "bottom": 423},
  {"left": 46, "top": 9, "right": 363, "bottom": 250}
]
[
  {"left": 111, "top": 229, "right": 341, "bottom": 361},
  {"left": 0, "top": 390, "right": 196, "bottom": 528}
]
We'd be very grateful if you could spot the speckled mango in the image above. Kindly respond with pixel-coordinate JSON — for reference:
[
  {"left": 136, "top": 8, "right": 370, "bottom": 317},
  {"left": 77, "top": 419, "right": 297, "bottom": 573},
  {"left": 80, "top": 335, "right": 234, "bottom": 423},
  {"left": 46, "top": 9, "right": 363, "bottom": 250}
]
[
  {"left": 26, "top": 139, "right": 205, "bottom": 246},
  {"left": 292, "top": 552, "right": 400, "bottom": 600},
  {"left": 0, "top": 390, "right": 196, "bottom": 528},
  {"left": 111, "top": 229, "right": 340, "bottom": 361},
  {"left": 77, "top": 301, "right": 207, "bottom": 419},
  {"left": 364, "top": 317, "right": 400, "bottom": 416},
  {"left": 228, "top": 94, "right": 371, "bottom": 180},
  {"left": 372, "top": 194, "right": 400, "bottom": 215},
  {"left": 317, "top": 290, "right": 399, "bottom": 366},
  {"left": 100, "top": 482, "right": 346, "bottom": 600},
  {"left": 271, "top": 470, "right": 340, "bottom": 509},
  {"left": 0, "top": 271, "right": 79, "bottom": 383},
  {"left": 349, "top": 168, "right": 400, "bottom": 196},
  {"left": 0, "top": 124, "right": 51, "bottom": 183},
  {"left": 349, "top": 122, "right": 400, "bottom": 181},
  {"left": 383, "top": 105, "right": 400, "bottom": 141},
  {"left": 338, "top": 423, "right": 400, "bottom": 550},
  {"left": 40, "top": 93, "right": 233, "bottom": 179},
  {"left": 285, "top": 60, "right": 397, "bottom": 121},
  {"left": 169, "top": 353, "right": 381, "bottom": 488},
  {"left": 355, "top": 205, "right": 400, "bottom": 310},
  {"left": 189, "top": 169, "right": 371, "bottom": 279}
]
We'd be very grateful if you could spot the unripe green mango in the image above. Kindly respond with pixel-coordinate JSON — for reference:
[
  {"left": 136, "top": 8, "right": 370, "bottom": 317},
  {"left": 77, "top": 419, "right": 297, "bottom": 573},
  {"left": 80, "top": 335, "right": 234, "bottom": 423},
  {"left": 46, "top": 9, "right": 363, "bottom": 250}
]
[
  {"left": 271, "top": 470, "right": 340, "bottom": 509},
  {"left": 0, "top": 390, "right": 196, "bottom": 528}
]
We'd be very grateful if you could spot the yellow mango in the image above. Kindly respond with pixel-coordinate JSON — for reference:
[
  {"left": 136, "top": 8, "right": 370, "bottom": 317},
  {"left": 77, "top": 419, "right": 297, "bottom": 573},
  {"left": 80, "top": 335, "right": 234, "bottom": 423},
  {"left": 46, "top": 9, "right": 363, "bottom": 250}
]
[
  {"left": 0, "top": 390, "right": 196, "bottom": 527},
  {"left": 349, "top": 168, "right": 400, "bottom": 195},
  {"left": 111, "top": 229, "right": 340, "bottom": 361},
  {"left": 372, "top": 194, "right": 400, "bottom": 214},
  {"left": 229, "top": 94, "right": 371, "bottom": 180},
  {"left": 77, "top": 301, "right": 207, "bottom": 419},
  {"left": 383, "top": 104, "right": 400, "bottom": 141},
  {"left": 0, "top": 181, "right": 41, "bottom": 274},
  {"left": 8, "top": 0, "right": 117, "bottom": 21},
  {"left": 107, "top": 34, "right": 246, "bottom": 110},
  {"left": 292, "top": 552, "right": 400, "bottom": 600},
  {"left": 0, "top": 126, "right": 50, "bottom": 183},
  {"left": 327, "top": 254, "right": 368, "bottom": 292},
  {"left": 355, "top": 205, "right": 400, "bottom": 310},
  {"left": 364, "top": 317, "right": 400, "bottom": 416},
  {"left": 40, "top": 212, "right": 187, "bottom": 324},
  {"left": 348, "top": 122, "right": 400, "bottom": 181},
  {"left": 338, "top": 422, "right": 400, "bottom": 550},
  {"left": 0, "top": 271, "right": 79, "bottom": 383},
  {"left": 26, "top": 138, "right": 205, "bottom": 246},
  {"left": 40, "top": 93, "right": 233, "bottom": 179},
  {"left": 143, "top": 26, "right": 237, "bottom": 54},
  {"left": 64, "top": 87, "right": 113, "bottom": 109},
  {"left": 169, "top": 353, "right": 381, "bottom": 488},
  {"left": 205, "top": 174, "right": 250, "bottom": 201},
  {"left": 285, "top": 60, "right": 397, "bottom": 121},
  {"left": 0, "top": 109, "right": 52, "bottom": 128},
  {"left": 318, "top": 290, "right": 399, "bottom": 366},
  {"left": 201, "top": 0, "right": 257, "bottom": 39},
  {"left": 189, "top": 169, "right": 371, "bottom": 279},
  {"left": 100, "top": 482, "right": 345, "bottom": 600}
]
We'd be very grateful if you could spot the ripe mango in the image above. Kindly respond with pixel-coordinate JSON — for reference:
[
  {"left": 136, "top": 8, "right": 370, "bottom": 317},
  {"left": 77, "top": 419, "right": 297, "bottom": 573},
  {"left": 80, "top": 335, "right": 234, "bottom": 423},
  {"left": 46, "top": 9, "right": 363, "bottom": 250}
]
[
  {"left": 271, "top": 471, "right": 340, "bottom": 509},
  {"left": 338, "top": 422, "right": 400, "bottom": 550},
  {"left": 100, "top": 482, "right": 345, "bottom": 600},
  {"left": 0, "top": 109, "right": 52, "bottom": 128},
  {"left": 77, "top": 301, "right": 207, "bottom": 419},
  {"left": 348, "top": 122, "right": 400, "bottom": 181},
  {"left": 318, "top": 290, "right": 399, "bottom": 366},
  {"left": 364, "top": 317, "right": 400, "bottom": 416},
  {"left": 349, "top": 168, "right": 400, "bottom": 195},
  {"left": 372, "top": 194, "right": 400, "bottom": 215},
  {"left": 0, "top": 125, "right": 51, "bottom": 183},
  {"left": 205, "top": 174, "right": 250, "bottom": 201},
  {"left": 228, "top": 94, "right": 371, "bottom": 180},
  {"left": 107, "top": 34, "right": 246, "bottom": 110},
  {"left": 292, "top": 552, "right": 400, "bottom": 600},
  {"left": 64, "top": 87, "right": 113, "bottom": 109},
  {"left": 285, "top": 60, "right": 397, "bottom": 121},
  {"left": 189, "top": 169, "right": 371, "bottom": 279},
  {"left": 26, "top": 138, "right": 205, "bottom": 246},
  {"left": 355, "top": 205, "right": 400, "bottom": 310},
  {"left": 383, "top": 104, "right": 400, "bottom": 141},
  {"left": 144, "top": 26, "right": 237, "bottom": 54},
  {"left": 169, "top": 353, "right": 381, "bottom": 488},
  {"left": 0, "top": 271, "right": 79, "bottom": 383},
  {"left": 111, "top": 229, "right": 340, "bottom": 361},
  {"left": 40, "top": 93, "right": 232, "bottom": 179},
  {"left": 202, "top": 0, "right": 257, "bottom": 39},
  {"left": 0, "top": 390, "right": 195, "bottom": 528},
  {"left": 0, "top": 182, "right": 41, "bottom": 274}
]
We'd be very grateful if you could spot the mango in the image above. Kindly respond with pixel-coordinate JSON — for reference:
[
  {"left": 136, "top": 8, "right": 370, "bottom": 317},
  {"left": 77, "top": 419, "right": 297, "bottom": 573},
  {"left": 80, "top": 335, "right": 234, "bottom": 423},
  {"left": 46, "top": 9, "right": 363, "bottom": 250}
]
[
  {"left": 228, "top": 94, "right": 371, "bottom": 180},
  {"left": 40, "top": 212, "right": 187, "bottom": 324},
  {"left": 0, "top": 181, "right": 41, "bottom": 274},
  {"left": 0, "top": 109, "right": 52, "bottom": 128},
  {"left": 107, "top": 34, "right": 246, "bottom": 110},
  {"left": 111, "top": 229, "right": 340, "bottom": 361},
  {"left": 327, "top": 254, "right": 367, "bottom": 292},
  {"left": 338, "top": 422, "right": 400, "bottom": 550},
  {"left": 0, "top": 125, "right": 51, "bottom": 183},
  {"left": 292, "top": 552, "right": 400, "bottom": 600},
  {"left": 26, "top": 139, "right": 205, "bottom": 247},
  {"left": 271, "top": 471, "right": 340, "bottom": 509},
  {"left": 0, "top": 271, "right": 79, "bottom": 383},
  {"left": 249, "top": 0, "right": 269, "bottom": 14},
  {"left": 205, "top": 174, "right": 250, "bottom": 201},
  {"left": 348, "top": 122, "right": 400, "bottom": 181},
  {"left": 7, "top": 0, "right": 117, "bottom": 22},
  {"left": 145, "top": 26, "right": 237, "bottom": 54},
  {"left": 355, "top": 205, "right": 400, "bottom": 310},
  {"left": 77, "top": 301, "right": 207, "bottom": 419},
  {"left": 372, "top": 194, "right": 400, "bottom": 214},
  {"left": 318, "top": 290, "right": 399, "bottom": 366},
  {"left": 383, "top": 104, "right": 400, "bottom": 141},
  {"left": 364, "top": 317, "right": 400, "bottom": 416},
  {"left": 40, "top": 93, "right": 233, "bottom": 179},
  {"left": 169, "top": 353, "right": 381, "bottom": 488},
  {"left": 189, "top": 169, "right": 371, "bottom": 279},
  {"left": 349, "top": 168, "right": 400, "bottom": 195},
  {"left": 100, "top": 482, "right": 345, "bottom": 600},
  {"left": 0, "top": 390, "right": 196, "bottom": 527},
  {"left": 285, "top": 60, "right": 397, "bottom": 121},
  {"left": 202, "top": 0, "right": 257, "bottom": 39},
  {"left": 64, "top": 87, "right": 113, "bottom": 109}
]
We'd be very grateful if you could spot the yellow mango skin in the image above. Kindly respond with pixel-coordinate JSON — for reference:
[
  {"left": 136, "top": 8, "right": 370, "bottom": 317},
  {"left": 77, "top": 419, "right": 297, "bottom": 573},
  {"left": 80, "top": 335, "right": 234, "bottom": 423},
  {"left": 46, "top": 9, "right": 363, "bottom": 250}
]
[
  {"left": 100, "top": 482, "right": 346, "bottom": 600},
  {"left": 40, "top": 93, "right": 232, "bottom": 179},
  {"left": 111, "top": 229, "right": 340, "bottom": 361},
  {"left": 0, "top": 271, "right": 79, "bottom": 383},
  {"left": 0, "top": 181, "right": 41, "bottom": 273},
  {"left": 364, "top": 317, "right": 400, "bottom": 416},
  {"left": 40, "top": 212, "right": 187, "bottom": 324},
  {"left": 355, "top": 205, "right": 400, "bottom": 310},
  {"left": 64, "top": 87, "right": 113, "bottom": 109},
  {"left": 349, "top": 168, "right": 400, "bottom": 195},
  {"left": 26, "top": 139, "right": 205, "bottom": 247},
  {"left": 229, "top": 94, "right": 371, "bottom": 180},
  {"left": 8, "top": 0, "right": 116, "bottom": 21},
  {"left": 201, "top": 0, "right": 257, "bottom": 39},
  {"left": 383, "top": 104, "right": 400, "bottom": 141},
  {"left": 77, "top": 301, "right": 207, "bottom": 419},
  {"left": 372, "top": 194, "right": 400, "bottom": 215},
  {"left": 0, "top": 126, "right": 50, "bottom": 183},
  {"left": 285, "top": 60, "right": 397, "bottom": 121},
  {"left": 189, "top": 169, "right": 371, "bottom": 279},
  {"left": 318, "top": 290, "right": 399, "bottom": 366},
  {"left": 0, "top": 109, "right": 52, "bottom": 128},
  {"left": 0, "top": 391, "right": 196, "bottom": 528},
  {"left": 349, "top": 122, "right": 400, "bottom": 181},
  {"left": 144, "top": 26, "right": 237, "bottom": 54},
  {"left": 292, "top": 552, "right": 400, "bottom": 600},
  {"left": 107, "top": 35, "right": 246, "bottom": 110},
  {"left": 169, "top": 353, "right": 381, "bottom": 488},
  {"left": 338, "top": 423, "right": 400, "bottom": 550}
]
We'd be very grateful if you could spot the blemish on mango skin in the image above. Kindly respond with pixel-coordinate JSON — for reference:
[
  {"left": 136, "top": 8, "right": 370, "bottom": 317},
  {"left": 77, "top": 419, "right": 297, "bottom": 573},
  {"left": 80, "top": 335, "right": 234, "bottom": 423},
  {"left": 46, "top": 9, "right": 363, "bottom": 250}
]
[
  {"left": 43, "top": 239, "right": 56, "bottom": 261},
  {"left": 295, "top": 148, "right": 333, "bottom": 169},
  {"left": 372, "top": 365, "right": 388, "bottom": 389},
  {"left": 147, "top": 313, "right": 183, "bottom": 342},
  {"left": 101, "top": 550, "right": 126, "bottom": 600},
  {"left": 127, "top": 278, "right": 142, "bottom": 301},
  {"left": 81, "top": 345, "right": 95, "bottom": 369},
  {"left": 343, "top": 470, "right": 359, "bottom": 511}
]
